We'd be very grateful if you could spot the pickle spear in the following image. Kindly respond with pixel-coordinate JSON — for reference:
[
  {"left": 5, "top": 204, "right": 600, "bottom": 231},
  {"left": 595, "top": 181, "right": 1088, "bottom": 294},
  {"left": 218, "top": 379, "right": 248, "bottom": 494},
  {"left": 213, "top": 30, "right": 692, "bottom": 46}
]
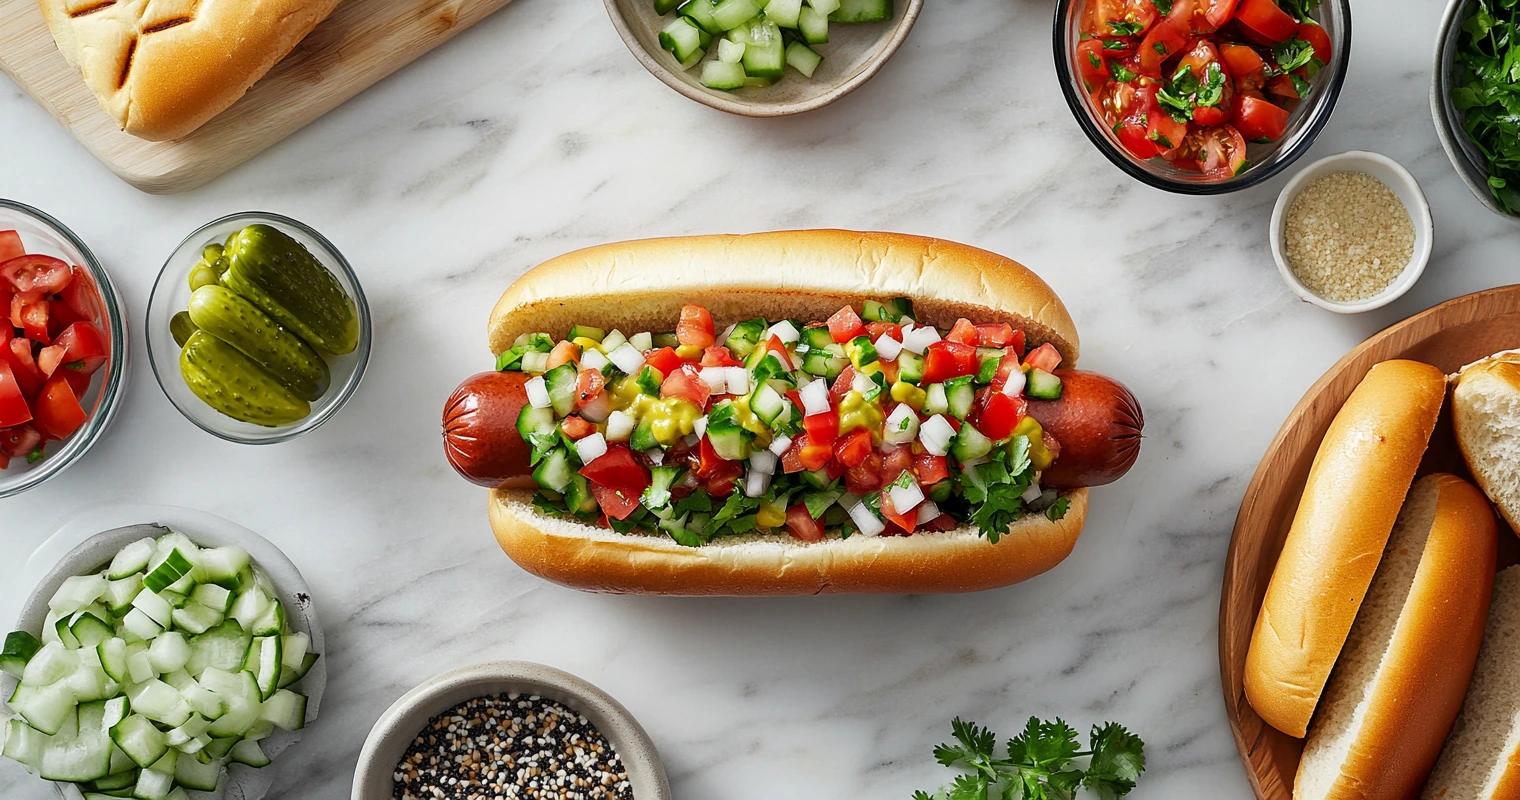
[
  {"left": 180, "top": 332, "right": 310, "bottom": 427},
  {"left": 188, "top": 286, "right": 330, "bottom": 402},
  {"left": 220, "top": 224, "right": 359, "bottom": 355}
]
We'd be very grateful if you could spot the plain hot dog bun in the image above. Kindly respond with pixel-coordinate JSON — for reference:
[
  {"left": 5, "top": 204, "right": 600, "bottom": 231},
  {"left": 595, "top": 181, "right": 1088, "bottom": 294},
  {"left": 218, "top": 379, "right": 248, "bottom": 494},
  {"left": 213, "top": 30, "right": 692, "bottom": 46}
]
[
  {"left": 1422, "top": 566, "right": 1520, "bottom": 800},
  {"left": 1452, "top": 351, "right": 1520, "bottom": 536},
  {"left": 1295, "top": 474, "right": 1496, "bottom": 800},
  {"left": 484, "top": 230, "right": 1104, "bottom": 595},
  {"left": 1245, "top": 359, "right": 1446, "bottom": 738}
]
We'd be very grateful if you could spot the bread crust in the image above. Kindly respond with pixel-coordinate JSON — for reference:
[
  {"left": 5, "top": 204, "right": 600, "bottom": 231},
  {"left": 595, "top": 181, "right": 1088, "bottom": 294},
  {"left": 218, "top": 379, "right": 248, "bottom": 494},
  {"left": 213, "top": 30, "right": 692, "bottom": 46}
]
[
  {"left": 38, "top": 0, "right": 342, "bottom": 141},
  {"left": 1245, "top": 359, "right": 1446, "bottom": 738},
  {"left": 482, "top": 231, "right": 1089, "bottom": 595},
  {"left": 1298, "top": 474, "right": 1496, "bottom": 799},
  {"left": 490, "top": 488, "right": 1087, "bottom": 595},
  {"left": 1452, "top": 351, "right": 1520, "bottom": 536}
]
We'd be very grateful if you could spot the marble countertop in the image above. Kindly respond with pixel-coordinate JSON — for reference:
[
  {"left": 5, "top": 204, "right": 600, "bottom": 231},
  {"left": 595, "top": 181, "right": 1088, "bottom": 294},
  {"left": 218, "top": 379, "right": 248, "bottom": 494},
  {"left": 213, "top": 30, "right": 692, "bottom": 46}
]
[{"left": 0, "top": 0, "right": 1506, "bottom": 796}]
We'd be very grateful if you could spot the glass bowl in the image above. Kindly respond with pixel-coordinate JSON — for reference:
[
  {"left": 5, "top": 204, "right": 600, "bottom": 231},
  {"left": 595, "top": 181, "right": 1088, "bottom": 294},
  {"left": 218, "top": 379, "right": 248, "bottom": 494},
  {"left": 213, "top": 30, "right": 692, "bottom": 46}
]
[
  {"left": 146, "top": 212, "right": 371, "bottom": 445},
  {"left": 1053, "top": 0, "right": 1351, "bottom": 194},
  {"left": 0, "top": 200, "right": 128, "bottom": 499}
]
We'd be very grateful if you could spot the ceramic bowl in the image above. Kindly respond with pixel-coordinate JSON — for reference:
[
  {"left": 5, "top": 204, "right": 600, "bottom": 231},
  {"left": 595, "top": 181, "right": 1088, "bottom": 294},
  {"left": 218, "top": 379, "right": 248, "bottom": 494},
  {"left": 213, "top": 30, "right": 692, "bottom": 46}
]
[
  {"left": 0, "top": 200, "right": 128, "bottom": 498},
  {"left": 1053, "top": 0, "right": 1351, "bottom": 194},
  {"left": 1432, "top": 0, "right": 1517, "bottom": 218},
  {"left": 605, "top": 0, "right": 923, "bottom": 116},
  {"left": 3, "top": 507, "right": 326, "bottom": 800},
  {"left": 1269, "top": 151, "right": 1433, "bottom": 314},
  {"left": 352, "top": 661, "right": 671, "bottom": 800},
  {"left": 144, "top": 212, "right": 371, "bottom": 445}
]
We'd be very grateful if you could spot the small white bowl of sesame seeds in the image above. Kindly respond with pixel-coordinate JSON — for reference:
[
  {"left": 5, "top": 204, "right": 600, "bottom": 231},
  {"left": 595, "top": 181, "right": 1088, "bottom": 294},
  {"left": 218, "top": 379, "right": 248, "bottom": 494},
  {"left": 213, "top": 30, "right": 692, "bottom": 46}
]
[
  {"left": 1270, "top": 151, "right": 1434, "bottom": 314},
  {"left": 352, "top": 661, "right": 671, "bottom": 800}
]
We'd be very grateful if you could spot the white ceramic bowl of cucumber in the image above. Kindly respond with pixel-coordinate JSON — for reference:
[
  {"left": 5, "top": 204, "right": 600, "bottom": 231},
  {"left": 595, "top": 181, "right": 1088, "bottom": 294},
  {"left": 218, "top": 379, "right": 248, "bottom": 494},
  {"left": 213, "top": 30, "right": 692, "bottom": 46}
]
[{"left": 1, "top": 512, "right": 324, "bottom": 800}]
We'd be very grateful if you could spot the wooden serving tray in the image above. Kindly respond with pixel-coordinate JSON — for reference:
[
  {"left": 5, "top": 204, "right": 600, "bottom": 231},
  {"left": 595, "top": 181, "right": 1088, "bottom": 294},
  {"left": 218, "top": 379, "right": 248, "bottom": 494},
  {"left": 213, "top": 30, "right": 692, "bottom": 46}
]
[
  {"left": 1220, "top": 286, "right": 1520, "bottom": 798},
  {"left": 0, "top": 0, "right": 517, "bottom": 194}
]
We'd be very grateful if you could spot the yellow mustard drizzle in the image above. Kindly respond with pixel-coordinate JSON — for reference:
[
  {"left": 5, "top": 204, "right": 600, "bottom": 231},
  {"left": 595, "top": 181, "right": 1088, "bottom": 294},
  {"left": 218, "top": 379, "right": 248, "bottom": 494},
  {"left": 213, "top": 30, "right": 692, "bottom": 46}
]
[
  {"left": 607, "top": 377, "right": 700, "bottom": 446},
  {"left": 837, "top": 390, "right": 884, "bottom": 442},
  {"left": 1013, "top": 416, "right": 1054, "bottom": 471}
]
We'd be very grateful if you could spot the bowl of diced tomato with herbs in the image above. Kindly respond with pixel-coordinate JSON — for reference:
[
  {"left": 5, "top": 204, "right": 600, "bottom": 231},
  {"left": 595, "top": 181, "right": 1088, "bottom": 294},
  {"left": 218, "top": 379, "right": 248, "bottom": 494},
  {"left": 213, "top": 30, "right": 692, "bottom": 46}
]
[
  {"left": 0, "top": 200, "right": 127, "bottom": 498},
  {"left": 1055, "top": 0, "right": 1349, "bottom": 193}
]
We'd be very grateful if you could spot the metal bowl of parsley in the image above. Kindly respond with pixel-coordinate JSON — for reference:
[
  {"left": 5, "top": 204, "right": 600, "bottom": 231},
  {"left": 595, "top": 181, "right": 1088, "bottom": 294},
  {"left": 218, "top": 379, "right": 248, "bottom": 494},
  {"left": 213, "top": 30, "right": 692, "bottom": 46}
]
[
  {"left": 1054, "top": 0, "right": 1351, "bottom": 194},
  {"left": 1434, "top": 0, "right": 1520, "bottom": 217}
]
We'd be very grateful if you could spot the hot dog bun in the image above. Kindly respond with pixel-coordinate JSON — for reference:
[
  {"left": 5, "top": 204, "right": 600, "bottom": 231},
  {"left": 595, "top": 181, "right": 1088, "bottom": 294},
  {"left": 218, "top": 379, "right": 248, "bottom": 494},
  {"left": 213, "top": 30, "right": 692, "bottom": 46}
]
[
  {"left": 1295, "top": 474, "right": 1496, "bottom": 800},
  {"left": 482, "top": 230, "right": 1099, "bottom": 595},
  {"left": 1245, "top": 359, "right": 1446, "bottom": 738},
  {"left": 1452, "top": 351, "right": 1520, "bottom": 536}
]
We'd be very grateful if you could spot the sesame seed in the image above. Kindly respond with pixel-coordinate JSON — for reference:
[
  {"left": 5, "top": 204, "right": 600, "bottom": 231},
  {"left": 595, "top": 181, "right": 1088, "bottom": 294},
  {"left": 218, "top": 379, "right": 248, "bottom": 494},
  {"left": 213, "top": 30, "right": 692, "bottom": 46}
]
[{"left": 1283, "top": 171, "right": 1416, "bottom": 303}]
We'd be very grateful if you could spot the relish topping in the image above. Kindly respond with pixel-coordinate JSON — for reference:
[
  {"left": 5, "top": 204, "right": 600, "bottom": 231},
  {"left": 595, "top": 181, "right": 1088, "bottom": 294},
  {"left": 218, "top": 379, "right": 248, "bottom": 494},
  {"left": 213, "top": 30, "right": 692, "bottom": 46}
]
[{"left": 500, "top": 299, "right": 1070, "bottom": 546}]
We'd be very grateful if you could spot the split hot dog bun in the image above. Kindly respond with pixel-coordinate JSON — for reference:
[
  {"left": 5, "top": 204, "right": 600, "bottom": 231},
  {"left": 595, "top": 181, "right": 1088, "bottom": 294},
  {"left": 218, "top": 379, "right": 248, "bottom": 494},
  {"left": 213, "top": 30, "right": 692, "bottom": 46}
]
[
  {"left": 1245, "top": 359, "right": 1446, "bottom": 738},
  {"left": 1452, "top": 351, "right": 1520, "bottom": 536},
  {"left": 478, "top": 230, "right": 1130, "bottom": 595},
  {"left": 1295, "top": 474, "right": 1496, "bottom": 800}
]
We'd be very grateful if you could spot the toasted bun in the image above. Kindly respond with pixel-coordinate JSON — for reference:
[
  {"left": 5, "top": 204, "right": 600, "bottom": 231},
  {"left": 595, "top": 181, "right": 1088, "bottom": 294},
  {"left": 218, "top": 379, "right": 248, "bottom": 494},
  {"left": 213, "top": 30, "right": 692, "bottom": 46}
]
[
  {"left": 1295, "top": 474, "right": 1497, "bottom": 800},
  {"left": 1422, "top": 566, "right": 1520, "bottom": 800},
  {"left": 1245, "top": 359, "right": 1446, "bottom": 738},
  {"left": 484, "top": 231, "right": 1087, "bottom": 595},
  {"left": 487, "top": 230, "right": 1080, "bottom": 364},
  {"left": 38, "top": 0, "right": 342, "bottom": 141},
  {"left": 489, "top": 488, "right": 1087, "bottom": 595},
  {"left": 1452, "top": 352, "right": 1520, "bottom": 537}
]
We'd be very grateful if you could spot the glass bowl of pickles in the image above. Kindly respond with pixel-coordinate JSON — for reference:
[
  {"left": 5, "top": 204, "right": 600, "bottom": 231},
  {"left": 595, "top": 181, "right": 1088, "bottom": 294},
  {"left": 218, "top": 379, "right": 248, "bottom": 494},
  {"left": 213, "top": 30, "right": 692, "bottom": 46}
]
[{"left": 145, "top": 212, "right": 372, "bottom": 444}]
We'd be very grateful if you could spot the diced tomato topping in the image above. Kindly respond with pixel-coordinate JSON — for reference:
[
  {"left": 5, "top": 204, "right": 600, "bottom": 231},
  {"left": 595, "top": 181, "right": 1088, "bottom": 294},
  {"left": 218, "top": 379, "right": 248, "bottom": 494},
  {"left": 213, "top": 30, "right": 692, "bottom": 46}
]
[
  {"left": 913, "top": 453, "right": 950, "bottom": 485},
  {"left": 1220, "top": 42, "right": 1269, "bottom": 90},
  {"left": 0, "top": 424, "right": 41, "bottom": 459},
  {"left": 694, "top": 436, "right": 731, "bottom": 476},
  {"left": 804, "top": 410, "right": 839, "bottom": 447},
  {"left": 51, "top": 322, "right": 107, "bottom": 376},
  {"left": 1076, "top": 39, "right": 1111, "bottom": 94},
  {"left": 1234, "top": 0, "right": 1297, "bottom": 42},
  {"left": 1137, "top": 22, "right": 1188, "bottom": 77},
  {"left": 700, "top": 346, "right": 742, "bottom": 367},
  {"left": 1297, "top": 21, "right": 1331, "bottom": 67},
  {"left": 866, "top": 321, "right": 903, "bottom": 344},
  {"left": 1232, "top": 95, "right": 1290, "bottom": 141},
  {"left": 881, "top": 446, "right": 913, "bottom": 485},
  {"left": 62, "top": 369, "right": 91, "bottom": 398},
  {"left": 660, "top": 363, "right": 711, "bottom": 408},
  {"left": 0, "top": 231, "right": 22, "bottom": 263},
  {"left": 547, "top": 340, "right": 578, "bottom": 370},
  {"left": 947, "top": 319, "right": 978, "bottom": 345},
  {"left": 845, "top": 453, "right": 883, "bottom": 495},
  {"left": 693, "top": 437, "right": 744, "bottom": 494},
  {"left": 32, "top": 375, "right": 85, "bottom": 440},
  {"left": 37, "top": 345, "right": 66, "bottom": 378},
  {"left": 921, "top": 340, "right": 979, "bottom": 385},
  {"left": 764, "top": 335, "right": 793, "bottom": 369},
  {"left": 676, "top": 304, "right": 716, "bottom": 348},
  {"left": 56, "top": 270, "right": 97, "bottom": 321},
  {"left": 784, "top": 504, "right": 825, "bottom": 542},
  {"left": 644, "top": 346, "right": 683, "bottom": 376},
  {"left": 833, "top": 428, "right": 873, "bottom": 468},
  {"left": 830, "top": 365, "right": 859, "bottom": 402},
  {"left": 972, "top": 388, "right": 1028, "bottom": 442},
  {"left": 827, "top": 306, "right": 866, "bottom": 343},
  {"left": 574, "top": 369, "right": 605, "bottom": 409},
  {"left": 589, "top": 482, "right": 642, "bottom": 521},
  {"left": 781, "top": 438, "right": 808, "bottom": 473},
  {"left": 5, "top": 339, "right": 43, "bottom": 398},
  {"left": 1202, "top": 0, "right": 1240, "bottom": 28},
  {"left": 1192, "top": 105, "right": 1229, "bottom": 126},
  {"left": 879, "top": 490, "right": 918, "bottom": 534},
  {"left": 974, "top": 323, "right": 1015, "bottom": 348},
  {"left": 1023, "top": 342, "right": 1063, "bottom": 373},
  {"left": 578, "top": 443, "right": 651, "bottom": 496},
  {"left": 0, "top": 254, "right": 72, "bottom": 294},
  {"left": 0, "top": 361, "right": 32, "bottom": 427},
  {"left": 560, "top": 415, "right": 597, "bottom": 439}
]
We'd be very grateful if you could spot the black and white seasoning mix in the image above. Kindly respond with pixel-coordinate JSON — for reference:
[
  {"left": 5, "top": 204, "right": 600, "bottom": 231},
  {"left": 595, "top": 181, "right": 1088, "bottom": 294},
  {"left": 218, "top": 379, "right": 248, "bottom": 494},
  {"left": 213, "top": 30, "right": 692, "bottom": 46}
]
[{"left": 393, "top": 693, "right": 634, "bottom": 800}]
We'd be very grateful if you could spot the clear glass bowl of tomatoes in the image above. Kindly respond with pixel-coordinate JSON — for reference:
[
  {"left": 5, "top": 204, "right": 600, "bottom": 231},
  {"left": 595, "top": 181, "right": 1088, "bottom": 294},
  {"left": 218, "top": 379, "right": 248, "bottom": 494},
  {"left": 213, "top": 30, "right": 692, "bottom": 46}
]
[
  {"left": 1055, "top": 0, "right": 1349, "bottom": 193},
  {"left": 0, "top": 200, "right": 128, "bottom": 498}
]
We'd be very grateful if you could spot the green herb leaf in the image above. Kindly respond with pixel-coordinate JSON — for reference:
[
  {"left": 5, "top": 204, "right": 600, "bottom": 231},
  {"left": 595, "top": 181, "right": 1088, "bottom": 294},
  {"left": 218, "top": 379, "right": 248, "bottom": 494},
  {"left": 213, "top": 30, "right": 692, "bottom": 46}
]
[
  {"left": 1277, "top": 0, "right": 1322, "bottom": 22},
  {"left": 1273, "top": 37, "right": 1316, "bottom": 73},
  {"left": 916, "top": 717, "right": 1147, "bottom": 800},
  {"left": 1045, "top": 496, "right": 1072, "bottom": 521},
  {"left": 1149, "top": 0, "right": 1172, "bottom": 14},
  {"left": 1105, "top": 20, "right": 1143, "bottom": 36},
  {"left": 1110, "top": 62, "right": 1138, "bottom": 82},
  {"left": 1101, "top": 38, "right": 1129, "bottom": 51}
]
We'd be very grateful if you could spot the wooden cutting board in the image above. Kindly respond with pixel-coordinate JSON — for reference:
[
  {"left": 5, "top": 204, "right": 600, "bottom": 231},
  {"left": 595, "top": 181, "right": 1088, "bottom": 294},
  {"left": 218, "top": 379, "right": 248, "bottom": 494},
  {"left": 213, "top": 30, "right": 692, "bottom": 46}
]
[{"left": 0, "top": 0, "right": 517, "bottom": 194}]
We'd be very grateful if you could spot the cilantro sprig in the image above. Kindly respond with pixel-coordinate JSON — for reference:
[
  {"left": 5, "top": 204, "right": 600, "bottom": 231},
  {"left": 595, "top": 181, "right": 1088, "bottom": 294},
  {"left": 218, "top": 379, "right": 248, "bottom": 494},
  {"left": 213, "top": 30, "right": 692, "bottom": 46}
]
[
  {"left": 1156, "top": 61, "right": 1227, "bottom": 122},
  {"left": 913, "top": 717, "right": 1146, "bottom": 800},
  {"left": 1452, "top": 0, "right": 1520, "bottom": 213}
]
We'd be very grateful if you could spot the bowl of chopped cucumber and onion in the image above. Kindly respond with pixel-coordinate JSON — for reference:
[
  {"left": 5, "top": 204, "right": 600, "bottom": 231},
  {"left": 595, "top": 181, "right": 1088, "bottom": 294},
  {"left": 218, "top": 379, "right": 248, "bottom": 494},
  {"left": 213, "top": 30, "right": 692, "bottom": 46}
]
[
  {"left": 606, "top": 0, "right": 923, "bottom": 116},
  {"left": 0, "top": 510, "right": 324, "bottom": 800}
]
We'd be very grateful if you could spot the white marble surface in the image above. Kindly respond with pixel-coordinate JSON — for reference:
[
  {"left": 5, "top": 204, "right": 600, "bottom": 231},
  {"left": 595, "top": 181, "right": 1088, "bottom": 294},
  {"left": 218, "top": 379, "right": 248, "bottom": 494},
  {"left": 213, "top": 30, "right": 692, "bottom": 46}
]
[{"left": 0, "top": 0, "right": 1509, "bottom": 796}]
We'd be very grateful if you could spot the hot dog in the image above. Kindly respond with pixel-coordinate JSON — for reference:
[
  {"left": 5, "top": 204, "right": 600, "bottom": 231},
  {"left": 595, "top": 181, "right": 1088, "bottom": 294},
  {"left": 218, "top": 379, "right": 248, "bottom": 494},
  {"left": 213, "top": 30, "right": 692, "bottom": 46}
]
[{"left": 444, "top": 231, "right": 1144, "bottom": 595}]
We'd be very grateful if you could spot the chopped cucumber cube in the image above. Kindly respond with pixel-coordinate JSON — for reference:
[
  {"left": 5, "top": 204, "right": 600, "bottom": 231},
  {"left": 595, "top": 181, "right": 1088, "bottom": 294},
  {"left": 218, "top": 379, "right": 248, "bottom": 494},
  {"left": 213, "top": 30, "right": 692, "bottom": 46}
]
[
  {"left": 107, "top": 539, "right": 155, "bottom": 581},
  {"left": 1, "top": 630, "right": 42, "bottom": 678},
  {"left": 700, "top": 60, "right": 746, "bottom": 90},
  {"left": 785, "top": 41, "right": 823, "bottom": 77},
  {"left": 830, "top": 0, "right": 891, "bottom": 22}
]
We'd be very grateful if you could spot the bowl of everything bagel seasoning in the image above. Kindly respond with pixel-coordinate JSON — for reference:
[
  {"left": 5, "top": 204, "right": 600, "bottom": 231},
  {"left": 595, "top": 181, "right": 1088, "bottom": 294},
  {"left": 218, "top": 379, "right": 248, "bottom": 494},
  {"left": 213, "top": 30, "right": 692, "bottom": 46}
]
[
  {"left": 1270, "top": 151, "right": 1433, "bottom": 314},
  {"left": 352, "top": 662, "right": 671, "bottom": 800}
]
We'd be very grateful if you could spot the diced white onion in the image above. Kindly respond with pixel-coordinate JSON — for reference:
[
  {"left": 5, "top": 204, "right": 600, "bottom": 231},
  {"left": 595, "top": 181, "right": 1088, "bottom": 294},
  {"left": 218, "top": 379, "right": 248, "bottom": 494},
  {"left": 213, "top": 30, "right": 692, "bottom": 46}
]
[
  {"left": 574, "top": 433, "right": 608, "bottom": 465},
  {"left": 900, "top": 322, "right": 915, "bottom": 337},
  {"left": 580, "top": 348, "right": 609, "bottom": 372},
  {"left": 608, "top": 343, "right": 646, "bottom": 375},
  {"left": 725, "top": 367, "right": 750, "bottom": 395},
  {"left": 525, "top": 376, "right": 551, "bottom": 409},
  {"left": 876, "top": 335, "right": 903, "bottom": 362},
  {"left": 1001, "top": 368, "right": 1026, "bottom": 397},
  {"left": 717, "top": 322, "right": 737, "bottom": 345},
  {"left": 644, "top": 448, "right": 665, "bottom": 465},
  {"left": 800, "top": 380, "right": 831, "bottom": 416},
  {"left": 749, "top": 451, "right": 778, "bottom": 475},
  {"left": 745, "top": 469, "right": 772, "bottom": 498},
  {"left": 919, "top": 414, "right": 956, "bottom": 456},
  {"left": 693, "top": 416, "right": 708, "bottom": 440},
  {"left": 605, "top": 410, "right": 635, "bottom": 441},
  {"left": 883, "top": 404, "right": 920, "bottom": 444},
  {"left": 916, "top": 501, "right": 942, "bottom": 524},
  {"left": 901, "top": 325, "right": 942, "bottom": 354},
  {"left": 1021, "top": 481, "right": 1043, "bottom": 503},
  {"left": 848, "top": 502, "right": 886, "bottom": 536},
  {"left": 699, "top": 366, "right": 728, "bottom": 394},
  {"left": 629, "top": 332, "right": 653, "bottom": 351},
  {"left": 683, "top": 433, "right": 700, "bottom": 448},
  {"left": 888, "top": 480, "right": 925, "bottom": 514},
  {"left": 579, "top": 392, "right": 612, "bottom": 423},
  {"left": 768, "top": 320, "right": 800, "bottom": 344},
  {"left": 851, "top": 371, "right": 876, "bottom": 394},
  {"left": 959, "top": 453, "right": 991, "bottom": 469},
  {"left": 769, "top": 434, "right": 794, "bottom": 456}
]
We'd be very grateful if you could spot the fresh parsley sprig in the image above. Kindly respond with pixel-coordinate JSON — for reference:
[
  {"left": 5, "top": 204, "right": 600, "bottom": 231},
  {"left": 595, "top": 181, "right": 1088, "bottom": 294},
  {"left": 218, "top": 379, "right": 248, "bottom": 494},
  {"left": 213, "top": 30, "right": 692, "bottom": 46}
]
[{"left": 913, "top": 717, "right": 1146, "bottom": 800}]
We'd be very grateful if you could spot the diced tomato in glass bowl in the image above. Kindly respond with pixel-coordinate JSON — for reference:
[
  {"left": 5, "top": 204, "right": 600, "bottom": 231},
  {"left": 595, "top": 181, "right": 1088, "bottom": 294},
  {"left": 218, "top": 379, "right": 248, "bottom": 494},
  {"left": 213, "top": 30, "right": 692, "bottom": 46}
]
[{"left": 0, "top": 201, "right": 126, "bottom": 497}]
